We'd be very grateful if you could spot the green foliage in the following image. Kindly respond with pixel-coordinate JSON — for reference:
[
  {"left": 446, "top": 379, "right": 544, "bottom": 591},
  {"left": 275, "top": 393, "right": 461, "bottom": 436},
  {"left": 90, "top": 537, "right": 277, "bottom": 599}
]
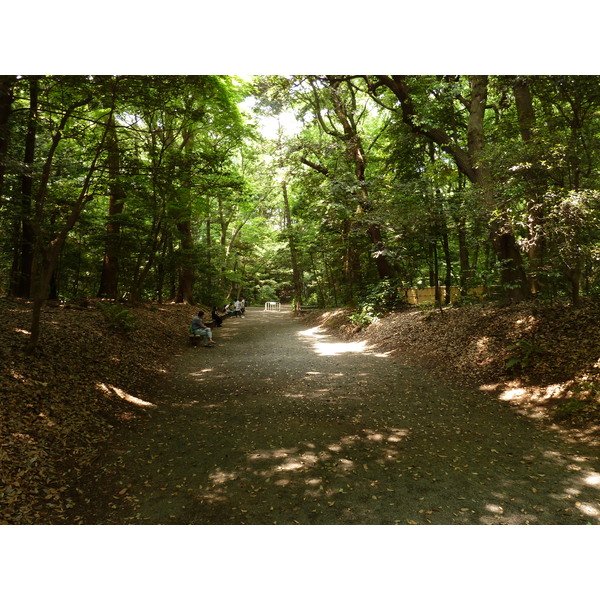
[
  {"left": 255, "top": 284, "right": 278, "bottom": 304},
  {"left": 505, "top": 339, "right": 545, "bottom": 372},
  {"left": 3, "top": 75, "right": 600, "bottom": 318},
  {"left": 554, "top": 399, "right": 589, "bottom": 420},
  {"left": 349, "top": 305, "right": 378, "bottom": 328},
  {"left": 360, "top": 279, "right": 402, "bottom": 312},
  {"left": 350, "top": 280, "right": 404, "bottom": 328},
  {"left": 96, "top": 302, "right": 137, "bottom": 333}
]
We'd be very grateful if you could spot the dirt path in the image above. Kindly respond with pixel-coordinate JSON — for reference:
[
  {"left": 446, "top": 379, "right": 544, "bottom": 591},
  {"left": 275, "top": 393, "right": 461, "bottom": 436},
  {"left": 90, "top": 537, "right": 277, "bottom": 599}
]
[{"left": 76, "top": 307, "right": 600, "bottom": 524}]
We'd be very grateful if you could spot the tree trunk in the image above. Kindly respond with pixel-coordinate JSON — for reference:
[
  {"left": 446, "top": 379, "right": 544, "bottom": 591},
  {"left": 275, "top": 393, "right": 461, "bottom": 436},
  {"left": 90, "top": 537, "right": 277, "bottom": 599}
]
[
  {"left": 175, "top": 219, "right": 194, "bottom": 303},
  {"left": 174, "top": 129, "right": 196, "bottom": 304},
  {"left": 513, "top": 76, "right": 545, "bottom": 295},
  {"left": 467, "top": 76, "right": 529, "bottom": 301},
  {"left": 566, "top": 263, "right": 582, "bottom": 307},
  {"left": 456, "top": 216, "right": 473, "bottom": 295},
  {"left": 0, "top": 75, "right": 16, "bottom": 210},
  {"left": 442, "top": 230, "right": 452, "bottom": 304},
  {"left": 282, "top": 181, "right": 303, "bottom": 310},
  {"left": 98, "top": 115, "right": 125, "bottom": 299},
  {"left": 12, "top": 77, "right": 39, "bottom": 297},
  {"left": 330, "top": 83, "right": 394, "bottom": 280}
]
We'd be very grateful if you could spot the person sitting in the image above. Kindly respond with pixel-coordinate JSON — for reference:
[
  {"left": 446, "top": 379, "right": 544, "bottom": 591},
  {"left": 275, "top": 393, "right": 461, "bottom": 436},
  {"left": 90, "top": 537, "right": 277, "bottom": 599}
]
[
  {"left": 190, "top": 311, "right": 216, "bottom": 347},
  {"left": 211, "top": 306, "right": 223, "bottom": 327}
]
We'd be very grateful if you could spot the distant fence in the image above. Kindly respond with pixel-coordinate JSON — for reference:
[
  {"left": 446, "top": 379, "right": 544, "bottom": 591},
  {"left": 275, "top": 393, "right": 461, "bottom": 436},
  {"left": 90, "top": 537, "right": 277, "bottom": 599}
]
[
  {"left": 400, "top": 285, "right": 486, "bottom": 305},
  {"left": 264, "top": 301, "right": 281, "bottom": 311}
]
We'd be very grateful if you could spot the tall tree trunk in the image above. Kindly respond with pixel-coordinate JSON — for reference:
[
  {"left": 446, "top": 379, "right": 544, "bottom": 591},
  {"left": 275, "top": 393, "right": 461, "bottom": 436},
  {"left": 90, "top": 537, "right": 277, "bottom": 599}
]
[
  {"left": 175, "top": 219, "right": 194, "bottom": 303},
  {"left": 513, "top": 76, "right": 545, "bottom": 296},
  {"left": 467, "top": 76, "right": 529, "bottom": 301},
  {"left": 206, "top": 207, "right": 213, "bottom": 299},
  {"left": 98, "top": 115, "right": 125, "bottom": 299},
  {"left": 0, "top": 75, "right": 16, "bottom": 210},
  {"left": 456, "top": 216, "right": 473, "bottom": 294},
  {"left": 12, "top": 77, "right": 39, "bottom": 297},
  {"left": 282, "top": 181, "right": 303, "bottom": 310},
  {"left": 442, "top": 230, "right": 452, "bottom": 304},
  {"left": 328, "top": 81, "right": 394, "bottom": 280},
  {"left": 174, "top": 130, "right": 195, "bottom": 304},
  {"left": 566, "top": 263, "right": 582, "bottom": 307}
]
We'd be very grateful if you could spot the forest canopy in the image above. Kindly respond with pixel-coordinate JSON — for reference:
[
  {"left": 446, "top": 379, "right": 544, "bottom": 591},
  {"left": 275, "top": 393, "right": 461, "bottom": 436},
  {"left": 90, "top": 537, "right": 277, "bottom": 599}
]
[{"left": 1, "top": 74, "right": 600, "bottom": 350}]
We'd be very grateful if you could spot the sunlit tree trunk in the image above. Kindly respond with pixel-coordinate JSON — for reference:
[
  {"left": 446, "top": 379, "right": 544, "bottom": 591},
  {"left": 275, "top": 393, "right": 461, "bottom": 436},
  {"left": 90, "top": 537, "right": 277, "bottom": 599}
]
[
  {"left": 174, "top": 130, "right": 195, "bottom": 304},
  {"left": 282, "top": 181, "right": 303, "bottom": 310}
]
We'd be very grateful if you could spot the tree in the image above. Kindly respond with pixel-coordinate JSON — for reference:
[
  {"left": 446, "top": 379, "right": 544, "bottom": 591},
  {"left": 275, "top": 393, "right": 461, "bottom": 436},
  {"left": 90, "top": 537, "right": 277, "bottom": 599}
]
[
  {"left": 26, "top": 77, "right": 112, "bottom": 353},
  {"left": 366, "top": 75, "right": 530, "bottom": 301}
]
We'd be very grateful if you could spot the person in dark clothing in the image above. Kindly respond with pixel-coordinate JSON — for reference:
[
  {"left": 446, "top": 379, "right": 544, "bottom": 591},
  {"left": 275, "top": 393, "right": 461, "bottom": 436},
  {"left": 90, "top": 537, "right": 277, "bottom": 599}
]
[{"left": 212, "top": 306, "right": 223, "bottom": 327}]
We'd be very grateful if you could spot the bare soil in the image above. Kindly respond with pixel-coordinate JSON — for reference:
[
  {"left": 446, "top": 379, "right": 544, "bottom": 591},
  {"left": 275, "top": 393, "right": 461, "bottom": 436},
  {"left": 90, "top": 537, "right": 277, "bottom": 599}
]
[{"left": 69, "top": 306, "right": 600, "bottom": 525}]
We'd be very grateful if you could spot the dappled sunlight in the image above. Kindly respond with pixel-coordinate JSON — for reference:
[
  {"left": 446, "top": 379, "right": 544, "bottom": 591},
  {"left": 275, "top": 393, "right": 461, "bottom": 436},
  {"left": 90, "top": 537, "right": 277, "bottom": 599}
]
[
  {"left": 583, "top": 472, "right": 600, "bottom": 488},
  {"left": 479, "top": 379, "right": 578, "bottom": 423},
  {"left": 298, "top": 326, "right": 328, "bottom": 340},
  {"left": 194, "top": 424, "right": 414, "bottom": 521},
  {"left": 97, "top": 382, "right": 156, "bottom": 407},
  {"left": 209, "top": 468, "right": 238, "bottom": 485},
  {"left": 474, "top": 449, "right": 600, "bottom": 524},
  {"left": 187, "top": 367, "right": 215, "bottom": 382},
  {"left": 313, "top": 340, "right": 369, "bottom": 356},
  {"left": 498, "top": 381, "right": 569, "bottom": 404},
  {"left": 298, "top": 326, "right": 376, "bottom": 357},
  {"left": 14, "top": 328, "right": 30, "bottom": 336}
]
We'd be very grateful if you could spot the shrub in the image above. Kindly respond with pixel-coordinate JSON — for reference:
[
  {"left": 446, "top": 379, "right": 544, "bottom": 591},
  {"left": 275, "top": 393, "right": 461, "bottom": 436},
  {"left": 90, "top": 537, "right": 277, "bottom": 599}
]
[
  {"left": 505, "top": 339, "right": 545, "bottom": 372},
  {"left": 97, "top": 302, "right": 137, "bottom": 333}
]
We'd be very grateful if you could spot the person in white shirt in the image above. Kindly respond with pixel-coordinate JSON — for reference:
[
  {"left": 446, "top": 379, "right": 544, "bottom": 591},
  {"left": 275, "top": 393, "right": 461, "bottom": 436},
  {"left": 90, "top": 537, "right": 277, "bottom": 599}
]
[{"left": 234, "top": 299, "right": 242, "bottom": 318}]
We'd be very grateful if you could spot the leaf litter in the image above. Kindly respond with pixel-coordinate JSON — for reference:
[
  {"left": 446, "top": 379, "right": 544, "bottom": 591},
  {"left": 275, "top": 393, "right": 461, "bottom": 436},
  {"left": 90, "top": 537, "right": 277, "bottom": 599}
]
[{"left": 2, "top": 300, "right": 600, "bottom": 524}]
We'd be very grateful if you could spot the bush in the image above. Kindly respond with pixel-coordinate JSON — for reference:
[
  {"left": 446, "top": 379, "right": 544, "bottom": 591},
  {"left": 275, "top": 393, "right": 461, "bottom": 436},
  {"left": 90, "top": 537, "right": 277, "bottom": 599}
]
[
  {"left": 505, "top": 339, "right": 545, "bottom": 372},
  {"left": 350, "top": 280, "right": 403, "bottom": 329},
  {"left": 96, "top": 302, "right": 137, "bottom": 333}
]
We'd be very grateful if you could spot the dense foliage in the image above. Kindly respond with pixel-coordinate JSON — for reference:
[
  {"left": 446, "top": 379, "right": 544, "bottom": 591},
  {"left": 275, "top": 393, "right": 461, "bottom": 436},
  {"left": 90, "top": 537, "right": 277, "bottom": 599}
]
[{"left": 1, "top": 75, "right": 600, "bottom": 349}]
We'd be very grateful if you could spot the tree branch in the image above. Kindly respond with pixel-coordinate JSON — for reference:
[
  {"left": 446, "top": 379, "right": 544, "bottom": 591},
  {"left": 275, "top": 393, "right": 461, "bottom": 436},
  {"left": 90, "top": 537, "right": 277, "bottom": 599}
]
[{"left": 299, "top": 156, "right": 330, "bottom": 176}]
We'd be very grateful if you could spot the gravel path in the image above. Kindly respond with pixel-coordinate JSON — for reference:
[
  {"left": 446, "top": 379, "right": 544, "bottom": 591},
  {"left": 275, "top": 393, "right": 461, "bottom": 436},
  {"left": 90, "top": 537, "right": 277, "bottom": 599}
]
[{"left": 79, "top": 306, "right": 600, "bottom": 524}]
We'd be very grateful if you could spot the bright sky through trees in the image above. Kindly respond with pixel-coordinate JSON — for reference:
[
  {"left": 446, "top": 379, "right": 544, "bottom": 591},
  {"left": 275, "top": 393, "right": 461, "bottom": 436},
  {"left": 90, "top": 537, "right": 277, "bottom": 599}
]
[{"left": 239, "top": 92, "right": 301, "bottom": 139}]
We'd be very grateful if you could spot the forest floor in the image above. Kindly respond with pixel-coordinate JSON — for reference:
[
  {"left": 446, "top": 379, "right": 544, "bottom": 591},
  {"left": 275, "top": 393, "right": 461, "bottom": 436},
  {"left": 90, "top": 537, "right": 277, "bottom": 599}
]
[{"left": 2, "top": 299, "right": 600, "bottom": 525}]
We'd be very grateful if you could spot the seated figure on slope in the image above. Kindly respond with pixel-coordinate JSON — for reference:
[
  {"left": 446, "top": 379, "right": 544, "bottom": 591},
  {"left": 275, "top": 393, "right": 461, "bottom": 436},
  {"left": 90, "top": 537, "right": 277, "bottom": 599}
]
[{"left": 190, "top": 311, "right": 216, "bottom": 347}]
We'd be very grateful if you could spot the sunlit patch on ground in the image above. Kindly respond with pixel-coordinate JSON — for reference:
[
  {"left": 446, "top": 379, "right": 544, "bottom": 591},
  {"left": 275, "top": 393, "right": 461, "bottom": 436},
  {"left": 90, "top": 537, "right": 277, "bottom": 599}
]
[
  {"left": 209, "top": 468, "right": 237, "bottom": 485},
  {"left": 97, "top": 383, "right": 156, "bottom": 407},
  {"left": 313, "top": 340, "right": 369, "bottom": 356},
  {"left": 187, "top": 367, "right": 214, "bottom": 381},
  {"left": 298, "top": 326, "right": 373, "bottom": 356}
]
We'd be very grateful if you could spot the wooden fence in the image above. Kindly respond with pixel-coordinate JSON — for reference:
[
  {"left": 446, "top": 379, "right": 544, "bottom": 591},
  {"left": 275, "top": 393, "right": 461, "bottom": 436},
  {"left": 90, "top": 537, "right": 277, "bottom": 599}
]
[{"left": 400, "top": 285, "right": 486, "bottom": 305}]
